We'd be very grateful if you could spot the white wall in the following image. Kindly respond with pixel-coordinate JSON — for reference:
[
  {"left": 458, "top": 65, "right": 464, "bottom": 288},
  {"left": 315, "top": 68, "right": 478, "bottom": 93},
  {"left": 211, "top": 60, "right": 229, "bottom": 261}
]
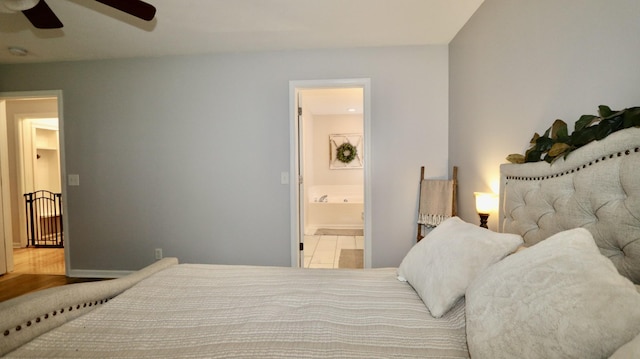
[
  {"left": 0, "top": 45, "right": 449, "bottom": 270},
  {"left": 449, "top": 0, "right": 640, "bottom": 230},
  {"left": 311, "top": 114, "right": 363, "bottom": 186}
]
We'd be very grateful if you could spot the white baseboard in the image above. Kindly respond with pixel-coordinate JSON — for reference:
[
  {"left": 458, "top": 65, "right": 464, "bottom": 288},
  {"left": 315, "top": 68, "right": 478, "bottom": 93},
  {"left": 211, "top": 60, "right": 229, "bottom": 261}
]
[
  {"left": 68, "top": 269, "right": 134, "bottom": 279},
  {"left": 305, "top": 224, "right": 364, "bottom": 236},
  {"left": 304, "top": 226, "right": 318, "bottom": 236},
  {"left": 314, "top": 224, "right": 363, "bottom": 230}
]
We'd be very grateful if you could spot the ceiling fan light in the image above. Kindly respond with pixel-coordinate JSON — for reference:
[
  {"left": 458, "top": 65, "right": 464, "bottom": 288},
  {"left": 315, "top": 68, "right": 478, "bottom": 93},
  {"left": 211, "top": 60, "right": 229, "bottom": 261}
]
[{"left": 3, "top": 0, "right": 39, "bottom": 11}]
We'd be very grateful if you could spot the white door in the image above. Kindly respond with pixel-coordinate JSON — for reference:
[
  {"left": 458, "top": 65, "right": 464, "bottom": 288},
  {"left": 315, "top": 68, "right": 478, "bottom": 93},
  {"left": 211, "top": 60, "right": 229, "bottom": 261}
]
[
  {"left": 0, "top": 99, "right": 7, "bottom": 275},
  {"left": 296, "top": 92, "right": 305, "bottom": 267},
  {"left": 0, "top": 99, "right": 11, "bottom": 275}
]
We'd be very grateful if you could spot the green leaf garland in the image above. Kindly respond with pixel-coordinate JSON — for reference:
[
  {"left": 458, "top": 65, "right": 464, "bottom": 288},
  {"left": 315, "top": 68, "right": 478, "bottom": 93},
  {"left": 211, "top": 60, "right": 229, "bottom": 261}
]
[{"left": 507, "top": 105, "right": 640, "bottom": 164}]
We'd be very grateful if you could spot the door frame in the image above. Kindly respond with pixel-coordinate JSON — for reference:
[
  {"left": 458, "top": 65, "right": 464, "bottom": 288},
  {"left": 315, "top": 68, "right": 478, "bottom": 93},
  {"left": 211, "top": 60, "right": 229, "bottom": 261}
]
[
  {"left": 0, "top": 90, "right": 68, "bottom": 275},
  {"left": 289, "top": 78, "right": 372, "bottom": 268}
]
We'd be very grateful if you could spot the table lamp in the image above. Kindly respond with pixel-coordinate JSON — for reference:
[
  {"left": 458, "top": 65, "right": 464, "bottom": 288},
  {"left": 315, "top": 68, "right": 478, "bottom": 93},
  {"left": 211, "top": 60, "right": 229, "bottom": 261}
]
[{"left": 474, "top": 192, "right": 498, "bottom": 228}]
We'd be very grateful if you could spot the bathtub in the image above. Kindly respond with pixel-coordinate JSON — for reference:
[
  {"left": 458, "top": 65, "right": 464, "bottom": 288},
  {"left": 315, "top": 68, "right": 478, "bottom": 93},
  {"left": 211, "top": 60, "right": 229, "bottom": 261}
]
[{"left": 305, "top": 185, "right": 364, "bottom": 234}]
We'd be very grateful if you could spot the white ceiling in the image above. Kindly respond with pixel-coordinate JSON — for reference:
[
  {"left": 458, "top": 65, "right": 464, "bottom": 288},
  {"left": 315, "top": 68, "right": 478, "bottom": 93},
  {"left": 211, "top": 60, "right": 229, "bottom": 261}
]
[{"left": 0, "top": 0, "right": 483, "bottom": 64}]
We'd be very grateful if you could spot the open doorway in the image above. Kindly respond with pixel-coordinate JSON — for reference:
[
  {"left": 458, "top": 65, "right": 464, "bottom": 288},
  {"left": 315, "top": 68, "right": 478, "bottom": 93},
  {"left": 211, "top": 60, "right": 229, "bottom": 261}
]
[
  {"left": 289, "top": 79, "right": 372, "bottom": 269},
  {"left": 0, "top": 91, "right": 67, "bottom": 277}
]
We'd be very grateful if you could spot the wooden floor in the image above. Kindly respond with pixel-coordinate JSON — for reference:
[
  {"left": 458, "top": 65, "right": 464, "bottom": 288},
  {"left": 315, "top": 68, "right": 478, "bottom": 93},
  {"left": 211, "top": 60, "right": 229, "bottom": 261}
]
[
  {"left": 0, "top": 248, "right": 100, "bottom": 302},
  {"left": 12, "top": 247, "right": 65, "bottom": 275}
]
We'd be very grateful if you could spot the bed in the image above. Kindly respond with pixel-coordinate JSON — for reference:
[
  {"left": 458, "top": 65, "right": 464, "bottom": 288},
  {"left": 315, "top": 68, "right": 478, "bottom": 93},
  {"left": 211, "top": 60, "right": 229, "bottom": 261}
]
[{"left": 2, "top": 127, "right": 640, "bottom": 358}]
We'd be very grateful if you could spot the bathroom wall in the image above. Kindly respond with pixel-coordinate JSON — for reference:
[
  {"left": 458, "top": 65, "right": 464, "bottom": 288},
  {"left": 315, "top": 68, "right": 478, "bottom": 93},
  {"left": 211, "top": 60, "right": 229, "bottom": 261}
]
[
  {"left": 311, "top": 114, "right": 363, "bottom": 187},
  {"left": 304, "top": 113, "right": 364, "bottom": 233}
]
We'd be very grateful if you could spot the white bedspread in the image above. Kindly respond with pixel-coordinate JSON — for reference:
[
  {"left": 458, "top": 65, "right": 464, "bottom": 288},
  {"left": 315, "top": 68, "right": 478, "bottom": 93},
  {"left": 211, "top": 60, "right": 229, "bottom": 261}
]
[{"left": 6, "top": 264, "right": 468, "bottom": 358}]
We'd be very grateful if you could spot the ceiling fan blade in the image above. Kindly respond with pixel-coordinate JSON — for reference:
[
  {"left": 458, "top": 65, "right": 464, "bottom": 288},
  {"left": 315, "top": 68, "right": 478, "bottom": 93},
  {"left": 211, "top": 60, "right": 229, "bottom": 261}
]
[
  {"left": 94, "top": 0, "right": 156, "bottom": 21},
  {"left": 22, "top": 0, "right": 63, "bottom": 29}
]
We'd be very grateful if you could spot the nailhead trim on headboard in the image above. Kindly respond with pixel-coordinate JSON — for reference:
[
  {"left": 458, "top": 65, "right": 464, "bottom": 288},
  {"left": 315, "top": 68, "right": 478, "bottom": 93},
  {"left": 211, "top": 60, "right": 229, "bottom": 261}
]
[
  {"left": 500, "top": 128, "right": 640, "bottom": 285},
  {"left": 506, "top": 147, "right": 640, "bottom": 181},
  {"left": 2, "top": 297, "right": 112, "bottom": 338}
]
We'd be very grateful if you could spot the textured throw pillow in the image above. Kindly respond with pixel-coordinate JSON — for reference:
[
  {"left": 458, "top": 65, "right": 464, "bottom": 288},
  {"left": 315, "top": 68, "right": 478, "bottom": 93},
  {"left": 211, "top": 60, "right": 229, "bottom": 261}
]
[
  {"left": 397, "top": 217, "right": 523, "bottom": 318},
  {"left": 466, "top": 228, "right": 640, "bottom": 359}
]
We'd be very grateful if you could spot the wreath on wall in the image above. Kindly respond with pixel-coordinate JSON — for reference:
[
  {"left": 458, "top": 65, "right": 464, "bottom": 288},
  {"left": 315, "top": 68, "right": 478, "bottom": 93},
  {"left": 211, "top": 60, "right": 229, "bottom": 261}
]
[{"left": 336, "top": 142, "right": 358, "bottom": 163}]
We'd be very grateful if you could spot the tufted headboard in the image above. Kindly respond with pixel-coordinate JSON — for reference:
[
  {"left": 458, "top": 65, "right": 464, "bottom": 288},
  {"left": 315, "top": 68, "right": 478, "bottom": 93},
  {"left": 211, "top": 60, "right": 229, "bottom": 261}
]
[{"left": 499, "top": 127, "right": 640, "bottom": 284}]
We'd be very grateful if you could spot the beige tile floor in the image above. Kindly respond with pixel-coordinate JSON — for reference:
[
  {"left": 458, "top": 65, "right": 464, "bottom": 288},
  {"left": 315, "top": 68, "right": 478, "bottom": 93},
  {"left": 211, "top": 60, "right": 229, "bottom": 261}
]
[{"left": 304, "top": 235, "right": 364, "bottom": 268}]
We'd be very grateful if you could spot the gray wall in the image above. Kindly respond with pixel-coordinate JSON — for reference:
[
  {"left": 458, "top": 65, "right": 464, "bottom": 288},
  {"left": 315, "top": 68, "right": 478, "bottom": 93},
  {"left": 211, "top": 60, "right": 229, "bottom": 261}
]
[
  {"left": 0, "top": 45, "right": 449, "bottom": 270},
  {"left": 450, "top": 0, "right": 640, "bottom": 230}
]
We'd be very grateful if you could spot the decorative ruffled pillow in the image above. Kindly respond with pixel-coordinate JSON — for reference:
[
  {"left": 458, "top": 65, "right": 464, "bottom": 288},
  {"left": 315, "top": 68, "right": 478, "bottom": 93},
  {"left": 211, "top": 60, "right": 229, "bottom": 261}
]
[
  {"left": 397, "top": 217, "right": 523, "bottom": 318},
  {"left": 466, "top": 228, "right": 640, "bottom": 359}
]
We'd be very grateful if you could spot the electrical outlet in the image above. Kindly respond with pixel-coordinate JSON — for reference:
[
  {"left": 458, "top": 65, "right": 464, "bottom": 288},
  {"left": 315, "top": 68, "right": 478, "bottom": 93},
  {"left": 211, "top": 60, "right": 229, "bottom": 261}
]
[
  {"left": 155, "top": 248, "right": 163, "bottom": 260},
  {"left": 68, "top": 174, "right": 80, "bottom": 186}
]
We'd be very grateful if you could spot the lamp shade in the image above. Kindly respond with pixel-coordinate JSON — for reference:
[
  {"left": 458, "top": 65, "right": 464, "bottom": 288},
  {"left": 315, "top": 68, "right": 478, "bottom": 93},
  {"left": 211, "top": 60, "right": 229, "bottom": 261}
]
[{"left": 474, "top": 192, "right": 498, "bottom": 214}]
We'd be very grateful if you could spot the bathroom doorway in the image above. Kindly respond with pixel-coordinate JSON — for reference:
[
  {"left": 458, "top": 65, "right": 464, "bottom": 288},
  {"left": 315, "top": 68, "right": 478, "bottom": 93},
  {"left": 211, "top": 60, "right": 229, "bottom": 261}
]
[{"left": 289, "top": 79, "right": 371, "bottom": 269}]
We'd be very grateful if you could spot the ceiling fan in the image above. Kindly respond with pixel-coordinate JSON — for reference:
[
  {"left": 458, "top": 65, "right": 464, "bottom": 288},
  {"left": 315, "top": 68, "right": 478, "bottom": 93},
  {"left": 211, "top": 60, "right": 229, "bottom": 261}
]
[{"left": 2, "top": 0, "right": 156, "bottom": 29}]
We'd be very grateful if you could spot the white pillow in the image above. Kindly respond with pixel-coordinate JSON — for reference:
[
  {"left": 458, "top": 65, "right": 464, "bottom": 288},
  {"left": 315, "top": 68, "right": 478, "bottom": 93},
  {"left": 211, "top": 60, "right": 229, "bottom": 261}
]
[
  {"left": 611, "top": 332, "right": 640, "bottom": 359},
  {"left": 397, "top": 216, "right": 523, "bottom": 318},
  {"left": 466, "top": 228, "right": 640, "bottom": 359}
]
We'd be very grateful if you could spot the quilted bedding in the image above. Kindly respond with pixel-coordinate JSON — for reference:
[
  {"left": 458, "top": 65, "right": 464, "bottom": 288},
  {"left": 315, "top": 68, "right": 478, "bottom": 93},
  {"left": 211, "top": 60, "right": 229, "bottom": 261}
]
[{"left": 5, "top": 264, "right": 468, "bottom": 358}]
